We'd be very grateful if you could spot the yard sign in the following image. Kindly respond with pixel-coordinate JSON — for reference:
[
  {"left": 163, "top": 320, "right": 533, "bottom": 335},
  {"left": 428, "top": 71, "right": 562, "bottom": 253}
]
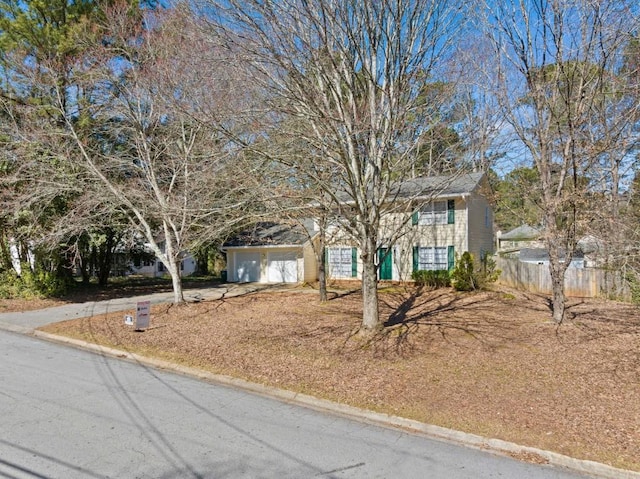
[{"left": 135, "top": 300, "right": 151, "bottom": 330}]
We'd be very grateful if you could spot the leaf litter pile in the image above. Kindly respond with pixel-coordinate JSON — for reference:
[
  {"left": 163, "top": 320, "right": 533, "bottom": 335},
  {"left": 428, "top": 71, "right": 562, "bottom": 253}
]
[{"left": 40, "top": 286, "right": 640, "bottom": 471}]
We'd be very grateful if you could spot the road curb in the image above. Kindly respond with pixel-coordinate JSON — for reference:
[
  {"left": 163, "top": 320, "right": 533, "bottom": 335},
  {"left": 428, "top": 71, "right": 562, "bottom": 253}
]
[
  {"left": 0, "top": 321, "right": 32, "bottom": 335},
  {"left": 31, "top": 330, "right": 639, "bottom": 479}
]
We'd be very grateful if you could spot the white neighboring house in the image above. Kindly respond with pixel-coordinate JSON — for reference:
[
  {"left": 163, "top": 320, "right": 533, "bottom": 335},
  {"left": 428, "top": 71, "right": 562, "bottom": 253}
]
[
  {"left": 129, "top": 241, "right": 197, "bottom": 278},
  {"left": 8, "top": 239, "right": 35, "bottom": 275},
  {"left": 222, "top": 222, "right": 318, "bottom": 284},
  {"left": 496, "top": 224, "right": 544, "bottom": 255}
]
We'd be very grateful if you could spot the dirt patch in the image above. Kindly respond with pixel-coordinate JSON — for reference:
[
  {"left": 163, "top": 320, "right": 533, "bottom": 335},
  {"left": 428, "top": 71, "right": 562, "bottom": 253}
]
[{"left": 40, "top": 286, "right": 640, "bottom": 472}]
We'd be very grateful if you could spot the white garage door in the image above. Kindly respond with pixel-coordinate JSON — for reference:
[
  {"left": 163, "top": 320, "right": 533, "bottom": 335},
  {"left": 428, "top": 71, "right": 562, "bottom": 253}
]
[
  {"left": 235, "top": 252, "right": 260, "bottom": 283},
  {"left": 267, "top": 252, "right": 298, "bottom": 283}
]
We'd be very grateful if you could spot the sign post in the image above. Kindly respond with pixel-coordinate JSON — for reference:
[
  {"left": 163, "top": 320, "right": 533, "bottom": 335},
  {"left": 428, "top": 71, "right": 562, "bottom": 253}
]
[{"left": 135, "top": 300, "right": 151, "bottom": 331}]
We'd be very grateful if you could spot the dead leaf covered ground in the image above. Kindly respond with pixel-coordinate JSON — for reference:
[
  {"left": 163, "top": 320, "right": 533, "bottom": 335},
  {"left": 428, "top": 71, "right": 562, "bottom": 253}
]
[{"left": 34, "top": 285, "right": 640, "bottom": 471}]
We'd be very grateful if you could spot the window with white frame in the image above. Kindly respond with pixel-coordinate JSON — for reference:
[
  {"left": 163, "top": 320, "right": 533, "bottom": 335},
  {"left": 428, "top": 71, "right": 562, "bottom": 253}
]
[
  {"left": 419, "top": 201, "right": 447, "bottom": 225},
  {"left": 328, "top": 247, "right": 353, "bottom": 278},
  {"left": 417, "top": 246, "right": 448, "bottom": 270}
]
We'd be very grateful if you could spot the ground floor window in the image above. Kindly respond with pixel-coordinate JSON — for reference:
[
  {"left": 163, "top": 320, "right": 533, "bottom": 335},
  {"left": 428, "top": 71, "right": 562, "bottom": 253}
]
[
  {"left": 327, "top": 247, "right": 356, "bottom": 278},
  {"left": 413, "top": 245, "right": 454, "bottom": 271}
]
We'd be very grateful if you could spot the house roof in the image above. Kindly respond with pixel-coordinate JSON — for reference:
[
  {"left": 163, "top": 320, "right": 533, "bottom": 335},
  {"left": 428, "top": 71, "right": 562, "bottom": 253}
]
[
  {"left": 519, "top": 248, "right": 584, "bottom": 262},
  {"left": 499, "top": 224, "right": 542, "bottom": 241},
  {"left": 332, "top": 172, "right": 486, "bottom": 203},
  {"left": 223, "top": 221, "right": 315, "bottom": 248},
  {"left": 394, "top": 172, "right": 485, "bottom": 199}
]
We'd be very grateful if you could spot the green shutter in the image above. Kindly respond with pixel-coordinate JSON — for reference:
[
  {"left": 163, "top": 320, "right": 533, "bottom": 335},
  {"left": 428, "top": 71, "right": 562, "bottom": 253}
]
[
  {"left": 413, "top": 246, "right": 419, "bottom": 272},
  {"left": 351, "top": 247, "right": 358, "bottom": 277},
  {"left": 447, "top": 199, "right": 455, "bottom": 224},
  {"left": 412, "top": 211, "right": 419, "bottom": 225},
  {"left": 447, "top": 245, "right": 455, "bottom": 271}
]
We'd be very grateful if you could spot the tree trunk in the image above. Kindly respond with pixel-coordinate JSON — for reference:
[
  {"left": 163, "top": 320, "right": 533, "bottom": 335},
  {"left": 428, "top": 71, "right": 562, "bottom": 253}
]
[
  {"left": 317, "top": 222, "right": 327, "bottom": 302},
  {"left": 360, "top": 238, "right": 380, "bottom": 332},
  {"left": 78, "top": 246, "right": 91, "bottom": 285},
  {"left": 550, "top": 267, "right": 566, "bottom": 324},
  {"left": 318, "top": 246, "right": 327, "bottom": 302},
  {"left": 170, "top": 268, "right": 184, "bottom": 303},
  {"left": 0, "top": 230, "right": 12, "bottom": 271},
  {"left": 96, "top": 230, "right": 115, "bottom": 286},
  {"left": 547, "top": 236, "right": 568, "bottom": 324},
  {"left": 166, "top": 255, "right": 184, "bottom": 304}
]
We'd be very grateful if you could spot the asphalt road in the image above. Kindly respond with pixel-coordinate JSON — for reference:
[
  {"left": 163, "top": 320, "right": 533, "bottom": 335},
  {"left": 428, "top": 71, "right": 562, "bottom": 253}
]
[{"left": 0, "top": 330, "right": 592, "bottom": 479}]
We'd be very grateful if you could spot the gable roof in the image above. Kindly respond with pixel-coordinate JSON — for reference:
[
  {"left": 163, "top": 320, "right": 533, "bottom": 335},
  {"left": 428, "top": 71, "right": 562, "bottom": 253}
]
[
  {"left": 499, "top": 224, "right": 542, "bottom": 241},
  {"left": 332, "top": 172, "right": 486, "bottom": 204},
  {"left": 394, "top": 172, "right": 485, "bottom": 199},
  {"left": 223, "top": 221, "right": 315, "bottom": 248}
]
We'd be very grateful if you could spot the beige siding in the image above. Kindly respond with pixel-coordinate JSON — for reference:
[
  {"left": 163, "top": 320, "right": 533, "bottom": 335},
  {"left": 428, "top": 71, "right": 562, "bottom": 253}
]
[
  {"left": 322, "top": 196, "right": 494, "bottom": 281},
  {"left": 315, "top": 187, "right": 494, "bottom": 282},
  {"left": 498, "top": 239, "right": 545, "bottom": 252},
  {"left": 466, "top": 193, "right": 494, "bottom": 259},
  {"left": 381, "top": 199, "right": 468, "bottom": 279},
  {"left": 302, "top": 241, "right": 319, "bottom": 283}
]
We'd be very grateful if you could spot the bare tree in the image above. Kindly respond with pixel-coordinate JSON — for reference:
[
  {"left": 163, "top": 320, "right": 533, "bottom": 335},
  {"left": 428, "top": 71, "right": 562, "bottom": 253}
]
[
  {"left": 204, "top": 0, "right": 463, "bottom": 332},
  {"left": 480, "top": 0, "right": 640, "bottom": 323},
  {"left": 1, "top": 4, "right": 262, "bottom": 302}
]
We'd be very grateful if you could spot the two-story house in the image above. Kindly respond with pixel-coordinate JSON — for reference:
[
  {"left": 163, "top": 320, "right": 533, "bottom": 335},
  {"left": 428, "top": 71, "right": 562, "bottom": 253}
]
[
  {"left": 325, "top": 172, "right": 494, "bottom": 281},
  {"left": 224, "top": 172, "right": 494, "bottom": 283}
]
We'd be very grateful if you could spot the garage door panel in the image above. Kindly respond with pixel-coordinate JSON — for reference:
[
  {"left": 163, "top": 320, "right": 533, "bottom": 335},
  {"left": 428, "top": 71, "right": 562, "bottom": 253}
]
[
  {"left": 235, "top": 252, "right": 260, "bottom": 283},
  {"left": 267, "top": 252, "right": 298, "bottom": 283}
]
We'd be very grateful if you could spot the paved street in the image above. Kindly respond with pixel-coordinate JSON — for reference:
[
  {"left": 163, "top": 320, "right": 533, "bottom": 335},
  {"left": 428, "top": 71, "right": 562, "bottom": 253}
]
[{"left": 0, "top": 330, "right": 591, "bottom": 479}]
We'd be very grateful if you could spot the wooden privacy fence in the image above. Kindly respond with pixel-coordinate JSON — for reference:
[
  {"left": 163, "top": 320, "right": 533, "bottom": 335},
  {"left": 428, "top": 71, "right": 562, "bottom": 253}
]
[{"left": 495, "top": 257, "right": 631, "bottom": 300}]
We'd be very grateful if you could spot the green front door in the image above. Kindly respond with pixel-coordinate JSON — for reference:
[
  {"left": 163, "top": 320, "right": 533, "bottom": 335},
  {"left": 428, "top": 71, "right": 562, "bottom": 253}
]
[{"left": 378, "top": 248, "right": 393, "bottom": 280}]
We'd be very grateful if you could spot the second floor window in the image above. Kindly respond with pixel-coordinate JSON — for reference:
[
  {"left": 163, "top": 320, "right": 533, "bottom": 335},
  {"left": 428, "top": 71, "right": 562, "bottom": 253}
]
[
  {"left": 413, "top": 199, "right": 455, "bottom": 225},
  {"left": 419, "top": 201, "right": 447, "bottom": 225}
]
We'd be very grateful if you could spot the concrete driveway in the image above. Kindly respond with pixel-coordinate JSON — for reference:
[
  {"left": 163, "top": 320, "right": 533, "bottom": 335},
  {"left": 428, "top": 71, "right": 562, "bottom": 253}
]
[{"left": 0, "top": 283, "right": 274, "bottom": 334}]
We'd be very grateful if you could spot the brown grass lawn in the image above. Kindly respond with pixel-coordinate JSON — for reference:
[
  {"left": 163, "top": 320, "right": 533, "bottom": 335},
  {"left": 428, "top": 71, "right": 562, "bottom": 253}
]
[{"left": 36, "top": 286, "right": 640, "bottom": 471}]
